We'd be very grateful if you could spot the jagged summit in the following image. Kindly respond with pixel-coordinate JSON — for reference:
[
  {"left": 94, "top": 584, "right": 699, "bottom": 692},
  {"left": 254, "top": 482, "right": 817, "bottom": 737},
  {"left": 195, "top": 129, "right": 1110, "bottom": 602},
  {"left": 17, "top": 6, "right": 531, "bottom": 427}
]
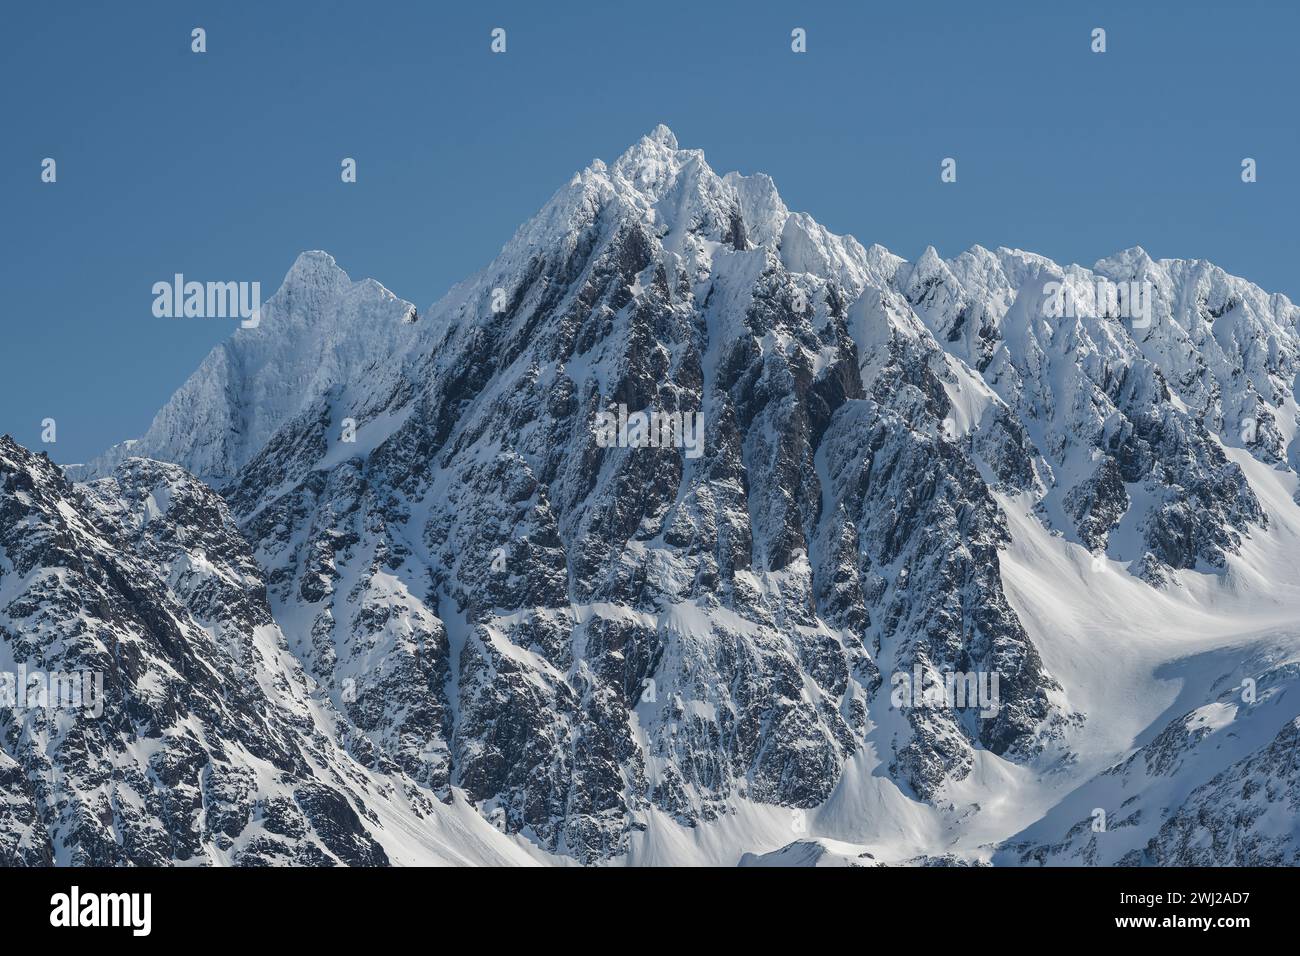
[
  {"left": 645, "top": 122, "right": 679, "bottom": 149},
  {"left": 284, "top": 249, "right": 348, "bottom": 286},
  {"left": 610, "top": 123, "right": 683, "bottom": 176}
]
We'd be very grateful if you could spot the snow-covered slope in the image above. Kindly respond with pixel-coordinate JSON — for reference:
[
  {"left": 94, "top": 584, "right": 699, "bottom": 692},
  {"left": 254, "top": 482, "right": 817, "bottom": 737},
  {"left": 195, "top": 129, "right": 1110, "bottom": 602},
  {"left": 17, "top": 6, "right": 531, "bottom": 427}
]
[{"left": 12, "top": 126, "right": 1300, "bottom": 866}]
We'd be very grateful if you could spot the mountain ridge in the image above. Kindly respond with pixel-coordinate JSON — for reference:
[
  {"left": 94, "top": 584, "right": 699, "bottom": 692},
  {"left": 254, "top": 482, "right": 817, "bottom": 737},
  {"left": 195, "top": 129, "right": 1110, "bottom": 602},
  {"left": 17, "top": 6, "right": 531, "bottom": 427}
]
[{"left": 13, "top": 126, "right": 1300, "bottom": 865}]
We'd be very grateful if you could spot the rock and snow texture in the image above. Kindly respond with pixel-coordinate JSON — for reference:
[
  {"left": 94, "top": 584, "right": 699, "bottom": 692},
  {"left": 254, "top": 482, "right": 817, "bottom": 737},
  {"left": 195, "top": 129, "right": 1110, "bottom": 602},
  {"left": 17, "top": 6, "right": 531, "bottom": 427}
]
[
  {"left": 0, "top": 439, "right": 395, "bottom": 864},
  {"left": 9, "top": 125, "right": 1300, "bottom": 865}
]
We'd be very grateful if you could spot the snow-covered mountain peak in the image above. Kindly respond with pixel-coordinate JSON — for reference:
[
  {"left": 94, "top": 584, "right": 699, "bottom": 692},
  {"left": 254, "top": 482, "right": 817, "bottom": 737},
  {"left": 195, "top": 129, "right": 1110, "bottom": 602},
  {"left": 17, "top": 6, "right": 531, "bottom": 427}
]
[
  {"left": 611, "top": 123, "right": 683, "bottom": 176},
  {"left": 282, "top": 249, "right": 350, "bottom": 293},
  {"left": 435, "top": 127, "right": 897, "bottom": 345},
  {"left": 33, "top": 131, "right": 1300, "bottom": 867},
  {"left": 268, "top": 250, "right": 411, "bottom": 330},
  {"left": 69, "top": 253, "right": 421, "bottom": 484},
  {"left": 907, "top": 244, "right": 953, "bottom": 282},
  {"left": 722, "top": 170, "right": 789, "bottom": 245},
  {"left": 1092, "top": 244, "right": 1155, "bottom": 275},
  {"left": 644, "top": 122, "right": 679, "bottom": 149},
  {"left": 901, "top": 244, "right": 963, "bottom": 315}
]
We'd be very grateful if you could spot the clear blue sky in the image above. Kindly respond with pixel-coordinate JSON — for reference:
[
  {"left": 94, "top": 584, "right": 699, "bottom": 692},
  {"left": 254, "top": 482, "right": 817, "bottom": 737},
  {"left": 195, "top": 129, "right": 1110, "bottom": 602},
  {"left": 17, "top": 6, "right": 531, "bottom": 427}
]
[{"left": 3, "top": 0, "right": 1296, "bottom": 464}]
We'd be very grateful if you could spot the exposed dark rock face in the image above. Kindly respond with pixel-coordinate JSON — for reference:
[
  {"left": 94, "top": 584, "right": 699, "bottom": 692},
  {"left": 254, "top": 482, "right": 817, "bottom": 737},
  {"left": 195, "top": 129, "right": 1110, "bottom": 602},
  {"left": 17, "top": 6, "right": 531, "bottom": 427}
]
[
  {"left": 0, "top": 438, "right": 389, "bottom": 865},
  {"left": 1064, "top": 456, "right": 1129, "bottom": 552}
]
